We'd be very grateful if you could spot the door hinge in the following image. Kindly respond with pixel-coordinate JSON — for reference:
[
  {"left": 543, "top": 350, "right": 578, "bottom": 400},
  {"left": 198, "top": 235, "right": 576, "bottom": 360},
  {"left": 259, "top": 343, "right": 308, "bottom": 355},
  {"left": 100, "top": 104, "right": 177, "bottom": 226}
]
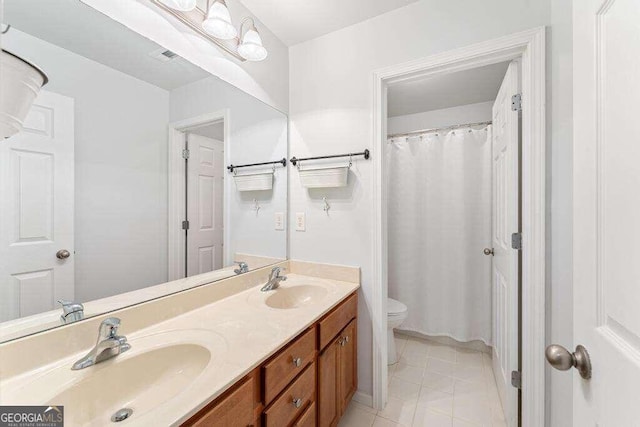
[
  {"left": 511, "top": 232, "right": 522, "bottom": 250},
  {"left": 511, "top": 370, "right": 522, "bottom": 389},
  {"left": 511, "top": 93, "right": 522, "bottom": 112},
  {"left": 182, "top": 148, "right": 190, "bottom": 160},
  {"left": 182, "top": 220, "right": 190, "bottom": 230}
]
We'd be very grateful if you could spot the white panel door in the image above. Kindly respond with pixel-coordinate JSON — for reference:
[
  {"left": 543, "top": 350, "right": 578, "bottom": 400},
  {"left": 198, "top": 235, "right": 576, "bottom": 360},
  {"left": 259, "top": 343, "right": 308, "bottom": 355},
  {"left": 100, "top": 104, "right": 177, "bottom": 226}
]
[
  {"left": 0, "top": 90, "right": 74, "bottom": 321},
  {"left": 186, "top": 134, "right": 224, "bottom": 276},
  {"left": 491, "top": 61, "right": 520, "bottom": 427},
  {"left": 573, "top": 1, "right": 640, "bottom": 424}
]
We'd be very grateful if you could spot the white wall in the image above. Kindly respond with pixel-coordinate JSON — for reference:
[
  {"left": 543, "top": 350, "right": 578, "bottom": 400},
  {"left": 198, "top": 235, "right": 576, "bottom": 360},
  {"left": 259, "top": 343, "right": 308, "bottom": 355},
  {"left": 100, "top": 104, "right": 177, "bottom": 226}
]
[
  {"left": 546, "top": 0, "right": 573, "bottom": 425},
  {"left": 387, "top": 101, "right": 493, "bottom": 135},
  {"left": 80, "top": 0, "right": 289, "bottom": 113},
  {"left": 4, "top": 29, "right": 171, "bottom": 302},
  {"left": 289, "top": 0, "right": 573, "bottom": 421},
  {"left": 169, "top": 76, "right": 288, "bottom": 263}
]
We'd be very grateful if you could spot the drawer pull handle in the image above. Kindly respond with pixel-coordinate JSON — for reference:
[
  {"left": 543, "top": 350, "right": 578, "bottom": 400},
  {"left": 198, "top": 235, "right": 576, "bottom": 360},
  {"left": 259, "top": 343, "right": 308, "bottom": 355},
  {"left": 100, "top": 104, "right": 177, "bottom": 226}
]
[
  {"left": 292, "top": 398, "right": 303, "bottom": 408},
  {"left": 339, "top": 336, "right": 349, "bottom": 346},
  {"left": 292, "top": 357, "right": 302, "bottom": 367}
]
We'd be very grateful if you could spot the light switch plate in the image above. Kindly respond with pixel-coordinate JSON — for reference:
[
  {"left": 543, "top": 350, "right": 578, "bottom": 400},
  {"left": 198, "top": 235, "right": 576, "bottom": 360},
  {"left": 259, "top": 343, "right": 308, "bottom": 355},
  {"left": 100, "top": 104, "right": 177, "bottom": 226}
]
[
  {"left": 274, "top": 212, "right": 284, "bottom": 231},
  {"left": 295, "top": 212, "right": 306, "bottom": 231}
]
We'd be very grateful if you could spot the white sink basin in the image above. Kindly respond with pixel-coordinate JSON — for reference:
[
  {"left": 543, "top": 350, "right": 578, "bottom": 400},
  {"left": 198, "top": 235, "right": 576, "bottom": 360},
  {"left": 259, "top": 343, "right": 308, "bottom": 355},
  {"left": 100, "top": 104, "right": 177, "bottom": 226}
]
[
  {"left": 1, "top": 330, "right": 227, "bottom": 426},
  {"left": 265, "top": 285, "right": 328, "bottom": 309},
  {"left": 50, "top": 344, "right": 210, "bottom": 425}
]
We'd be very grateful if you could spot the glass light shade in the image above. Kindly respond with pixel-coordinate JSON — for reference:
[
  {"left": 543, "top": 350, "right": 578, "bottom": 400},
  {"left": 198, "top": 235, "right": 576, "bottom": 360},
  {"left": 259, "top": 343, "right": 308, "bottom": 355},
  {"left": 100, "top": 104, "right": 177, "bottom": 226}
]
[
  {"left": 157, "top": 0, "right": 197, "bottom": 11},
  {"left": 202, "top": 1, "right": 237, "bottom": 40},
  {"left": 238, "top": 28, "right": 268, "bottom": 61}
]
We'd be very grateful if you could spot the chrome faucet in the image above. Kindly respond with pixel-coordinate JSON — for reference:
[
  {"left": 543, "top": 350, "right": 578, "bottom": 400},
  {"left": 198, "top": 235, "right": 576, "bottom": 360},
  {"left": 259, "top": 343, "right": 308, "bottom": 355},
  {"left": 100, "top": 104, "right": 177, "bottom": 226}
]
[
  {"left": 234, "top": 261, "right": 249, "bottom": 275},
  {"left": 58, "top": 300, "right": 84, "bottom": 324},
  {"left": 72, "top": 317, "right": 131, "bottom": 370},
  {"left": 261, "top": 266, "right": 287, "bottom": 292}
]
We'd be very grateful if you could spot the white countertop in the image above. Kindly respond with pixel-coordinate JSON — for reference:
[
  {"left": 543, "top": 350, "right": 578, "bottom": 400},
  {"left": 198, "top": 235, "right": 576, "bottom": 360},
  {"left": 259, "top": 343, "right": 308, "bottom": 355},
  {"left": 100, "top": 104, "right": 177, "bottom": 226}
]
[{"left": 0, "top": 273, "right": 359, "bottom": 426}]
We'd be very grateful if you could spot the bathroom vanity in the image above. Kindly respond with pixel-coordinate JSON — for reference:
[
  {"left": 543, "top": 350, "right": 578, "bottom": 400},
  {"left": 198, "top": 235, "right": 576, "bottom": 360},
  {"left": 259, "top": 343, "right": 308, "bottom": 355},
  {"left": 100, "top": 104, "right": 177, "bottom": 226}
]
[
  {"left": 183, "top": 292, "right": 357, "bottom": 426},
  {"left": 0, "top": 262, "right": 360, "bottom": 426}
]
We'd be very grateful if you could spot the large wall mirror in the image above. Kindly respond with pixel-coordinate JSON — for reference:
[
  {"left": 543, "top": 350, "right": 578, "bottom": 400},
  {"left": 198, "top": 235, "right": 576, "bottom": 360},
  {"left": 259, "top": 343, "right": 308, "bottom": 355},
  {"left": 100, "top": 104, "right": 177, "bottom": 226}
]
[{"left": 0, "top": 0, "right": 288, "bottom": 342}]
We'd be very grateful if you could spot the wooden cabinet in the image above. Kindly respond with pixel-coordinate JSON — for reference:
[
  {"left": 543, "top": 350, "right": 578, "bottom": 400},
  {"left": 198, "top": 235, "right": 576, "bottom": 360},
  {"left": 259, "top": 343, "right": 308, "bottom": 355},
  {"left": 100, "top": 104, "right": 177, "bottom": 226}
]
[
  {"left": 182, "top": 292, "right": 357, "bottom": 427},
  {"left": 338, "top": 319, "right": 357, "bottom": 414},
  {"left": 318, "top": 336, "right": 339, "bottom": 427},
  {"left": 263, "top": 362, "right": 316, "bottom": 427},
  {"left": 263, "top": 327, "right": 316, "bottom": 404},
  {"left": 294, "top": 402, "right": 316, "bottom": 427},
  {"left": 318, "top": 319, "right": 358, "bottom": 427},
  {"left": 183, "top": 369, "right": 260, "bottom": 427}
]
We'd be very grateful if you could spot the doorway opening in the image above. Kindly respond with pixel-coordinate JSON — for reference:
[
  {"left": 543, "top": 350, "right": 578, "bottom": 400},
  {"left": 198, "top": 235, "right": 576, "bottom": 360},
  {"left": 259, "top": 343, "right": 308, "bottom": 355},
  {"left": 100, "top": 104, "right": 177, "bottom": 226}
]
[
  {"left": 382, "top": 59, "right": 518, "bottom": 426},
  {"left": 167, "top": 111, "right": 230, "bottom": 281},
  {"left": 370, "top": 28, "right": 546, "bottom": 427}
]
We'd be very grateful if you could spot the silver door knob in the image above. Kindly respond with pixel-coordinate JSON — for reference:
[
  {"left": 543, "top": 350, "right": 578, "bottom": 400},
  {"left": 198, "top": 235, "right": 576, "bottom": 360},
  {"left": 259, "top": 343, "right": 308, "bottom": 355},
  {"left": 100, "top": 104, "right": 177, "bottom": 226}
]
[
  {"left": 56, "top": 249, "right": 71, "bottom": 259},
  {"left": 545, "top": 344, "right": 592, "bottom": 379},
  {"left": 292, "top": 398, "right": 302, "bottom": 408},
  {"left": 292, "top": 357, "right": 302, "bottom": 367},
  {"left": 483, "top": 248, "right": 494, "bottom": 256}
]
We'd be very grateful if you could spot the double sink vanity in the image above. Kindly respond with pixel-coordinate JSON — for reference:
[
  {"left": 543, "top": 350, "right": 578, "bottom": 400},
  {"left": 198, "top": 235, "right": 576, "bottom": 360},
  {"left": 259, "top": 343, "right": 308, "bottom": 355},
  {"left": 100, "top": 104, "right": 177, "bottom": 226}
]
[{"left": 0, "top": 261, "right": 360, "bottom": 426}]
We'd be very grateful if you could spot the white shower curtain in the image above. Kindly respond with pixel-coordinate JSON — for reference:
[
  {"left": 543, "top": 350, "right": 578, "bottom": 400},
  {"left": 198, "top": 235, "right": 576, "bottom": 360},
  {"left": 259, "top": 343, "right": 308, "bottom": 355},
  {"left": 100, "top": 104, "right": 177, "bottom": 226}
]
[{"left": 386, "top": 126, "right": 492, "bottom": 344}]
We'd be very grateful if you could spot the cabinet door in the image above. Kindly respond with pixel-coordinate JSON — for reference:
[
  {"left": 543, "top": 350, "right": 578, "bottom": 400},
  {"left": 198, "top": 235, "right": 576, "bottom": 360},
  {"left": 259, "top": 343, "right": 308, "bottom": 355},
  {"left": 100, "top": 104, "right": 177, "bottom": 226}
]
[
  {"left": 338, "top": 319, "right": 357, "bottom": 414},
  {"left": 318, "top": 338, "right": 339, "bottom": 427}
]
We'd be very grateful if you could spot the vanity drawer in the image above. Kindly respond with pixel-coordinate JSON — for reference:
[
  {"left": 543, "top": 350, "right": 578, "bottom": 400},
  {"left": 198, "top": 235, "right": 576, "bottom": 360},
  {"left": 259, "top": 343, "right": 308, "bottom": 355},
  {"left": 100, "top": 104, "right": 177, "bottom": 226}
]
[
  {"left": 319, "top": 292, "right": 357, "bottom": 349},
  {"left": 263, "top": 327, "right": 316, "bottom": 404},
  {"left": 263, "top": 362, "right": 316, "bottom": 427},
  {"left": 185, "top": 375, "right": 255, "bottom": 427},
  {"left": 293, "top": 402, "right": 316, "bottom": 427}
]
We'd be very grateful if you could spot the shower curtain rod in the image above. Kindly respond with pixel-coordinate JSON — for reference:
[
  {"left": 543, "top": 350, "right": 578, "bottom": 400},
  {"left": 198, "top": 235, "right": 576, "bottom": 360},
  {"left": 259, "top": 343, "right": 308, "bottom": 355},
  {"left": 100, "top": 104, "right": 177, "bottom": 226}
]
[{"left": 387, "top": 120, "right": 492, "bottom": 139}]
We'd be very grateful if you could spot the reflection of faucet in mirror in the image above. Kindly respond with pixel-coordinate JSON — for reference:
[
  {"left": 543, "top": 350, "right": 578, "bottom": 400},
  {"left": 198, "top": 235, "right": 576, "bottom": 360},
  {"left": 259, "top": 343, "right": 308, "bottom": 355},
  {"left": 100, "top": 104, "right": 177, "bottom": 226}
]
[
  {"left": 260, "top": 267, "right": 287, "bottom": 292},
  {"left": 234, "top": 261, "right": 249, "bottom": 275},
  {"left": 58, "top": 300, "right": 84, "bottom": 324},
  {"left": 72, "top": 318, "right": 131, "bottom": 370}
]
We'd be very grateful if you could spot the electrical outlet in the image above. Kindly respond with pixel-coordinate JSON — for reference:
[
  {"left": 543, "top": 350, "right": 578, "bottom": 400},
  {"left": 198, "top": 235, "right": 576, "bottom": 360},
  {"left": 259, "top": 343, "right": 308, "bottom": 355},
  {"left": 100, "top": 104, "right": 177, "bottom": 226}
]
[
  {"left": 295, "top": 212, "right": 306, "bottom": 231},
  {"left": 274, "top": 212, "right": 284, "bottom": 231}
]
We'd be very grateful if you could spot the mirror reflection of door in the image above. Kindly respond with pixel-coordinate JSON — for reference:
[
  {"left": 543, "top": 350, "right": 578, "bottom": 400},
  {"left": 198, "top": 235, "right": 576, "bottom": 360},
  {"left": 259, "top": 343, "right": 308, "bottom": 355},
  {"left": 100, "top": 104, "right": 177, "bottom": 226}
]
[
  {"left": 0, "top": 0, "right": 288, "bottom": 343},
  {"left": 0, "top": 91, "right": 75, "bottom": 321},
  {"left": 185, "top": 129, "right": 225, "bottom": 277}
]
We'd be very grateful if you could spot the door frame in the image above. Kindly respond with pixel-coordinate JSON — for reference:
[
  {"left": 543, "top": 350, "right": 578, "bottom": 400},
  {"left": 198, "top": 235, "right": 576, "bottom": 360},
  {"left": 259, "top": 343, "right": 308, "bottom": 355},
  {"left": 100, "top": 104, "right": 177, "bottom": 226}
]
[
  {"left": 167, "top": 110, "right": 231, "bottom": 280},
  {"left": 371, "top": 27, "right": 546, "bottom": 426}
]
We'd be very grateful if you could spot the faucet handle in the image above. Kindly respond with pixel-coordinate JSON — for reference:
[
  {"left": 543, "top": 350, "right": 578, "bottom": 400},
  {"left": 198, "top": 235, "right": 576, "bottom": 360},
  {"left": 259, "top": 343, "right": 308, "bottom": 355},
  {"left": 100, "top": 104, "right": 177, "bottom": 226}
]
[{"left": 98, "top": 317, "right": 121, "bottom": 339}]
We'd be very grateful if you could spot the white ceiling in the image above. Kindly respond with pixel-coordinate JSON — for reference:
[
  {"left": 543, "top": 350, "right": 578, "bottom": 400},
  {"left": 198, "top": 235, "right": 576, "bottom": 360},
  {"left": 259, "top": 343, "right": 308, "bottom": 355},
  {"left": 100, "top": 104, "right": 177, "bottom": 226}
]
[
  {"left": 237, "top": 0, "right": 419, "bottom": 46},
  {"left": 4, "top": 0, "right": 211, "bottom": 90},
  {"left": 387, "top": 62, "right": 510, "bottom": 117},
  {"left": 190, "top": 122, "right": 224, "bottom": 140}
]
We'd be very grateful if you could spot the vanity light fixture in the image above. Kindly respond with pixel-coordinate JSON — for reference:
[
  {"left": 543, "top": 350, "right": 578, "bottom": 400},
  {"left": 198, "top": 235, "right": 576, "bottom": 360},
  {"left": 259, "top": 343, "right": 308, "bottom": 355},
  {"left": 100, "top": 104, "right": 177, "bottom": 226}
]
[
  {"left": 157, "top": 0, "right": 197, "bottom": 11},
  {"left": 202, "top": 0, "right": 237, "bottom": 40},
  {"left": 151, "top": 0, "right": 269, "bottom": 62},
  {"left": 238, "top": 18, "right": 267, "bottom": 61}
]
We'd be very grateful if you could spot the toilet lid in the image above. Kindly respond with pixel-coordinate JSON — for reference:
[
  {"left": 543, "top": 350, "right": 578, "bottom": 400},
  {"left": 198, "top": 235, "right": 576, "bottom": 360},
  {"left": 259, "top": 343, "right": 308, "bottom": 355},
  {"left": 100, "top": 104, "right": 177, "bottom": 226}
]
[{"left": 387, "top": 298, "right": 407, "bottom": 315}]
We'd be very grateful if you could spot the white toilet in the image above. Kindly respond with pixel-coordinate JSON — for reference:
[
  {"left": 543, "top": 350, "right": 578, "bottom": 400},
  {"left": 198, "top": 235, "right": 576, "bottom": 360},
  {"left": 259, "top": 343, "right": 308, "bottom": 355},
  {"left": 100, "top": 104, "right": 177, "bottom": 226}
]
[{"left": 387, "top": 297, "right": 408, "bottom": 364}]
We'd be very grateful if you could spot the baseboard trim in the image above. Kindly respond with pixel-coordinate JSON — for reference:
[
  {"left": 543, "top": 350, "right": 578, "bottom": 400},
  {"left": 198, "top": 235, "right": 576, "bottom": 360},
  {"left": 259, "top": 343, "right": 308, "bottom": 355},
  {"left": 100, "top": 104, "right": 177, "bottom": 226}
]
[{"left": 352, "top": 391, "right": 373, "bottom": 408}]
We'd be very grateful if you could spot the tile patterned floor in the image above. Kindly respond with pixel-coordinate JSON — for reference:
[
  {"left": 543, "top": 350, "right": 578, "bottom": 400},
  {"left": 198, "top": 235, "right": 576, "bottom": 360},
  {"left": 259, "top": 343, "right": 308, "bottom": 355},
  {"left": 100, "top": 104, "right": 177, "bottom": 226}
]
[{"left": 338, "top": 334, "right": 507, "bottom": 427}]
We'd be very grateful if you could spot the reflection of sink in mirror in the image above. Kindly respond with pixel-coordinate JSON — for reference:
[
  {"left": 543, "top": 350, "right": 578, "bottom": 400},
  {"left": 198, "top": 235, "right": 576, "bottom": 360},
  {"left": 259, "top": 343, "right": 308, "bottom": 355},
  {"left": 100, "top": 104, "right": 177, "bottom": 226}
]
[
  {"left": 51, "top": 344, "right": 209, "bottom": 426},
  {"left": 265, "top": 285, "right": 329, "bottom": 309},
  {"left": 0, "top": 0, "right": 287, "bottom": 343}
]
